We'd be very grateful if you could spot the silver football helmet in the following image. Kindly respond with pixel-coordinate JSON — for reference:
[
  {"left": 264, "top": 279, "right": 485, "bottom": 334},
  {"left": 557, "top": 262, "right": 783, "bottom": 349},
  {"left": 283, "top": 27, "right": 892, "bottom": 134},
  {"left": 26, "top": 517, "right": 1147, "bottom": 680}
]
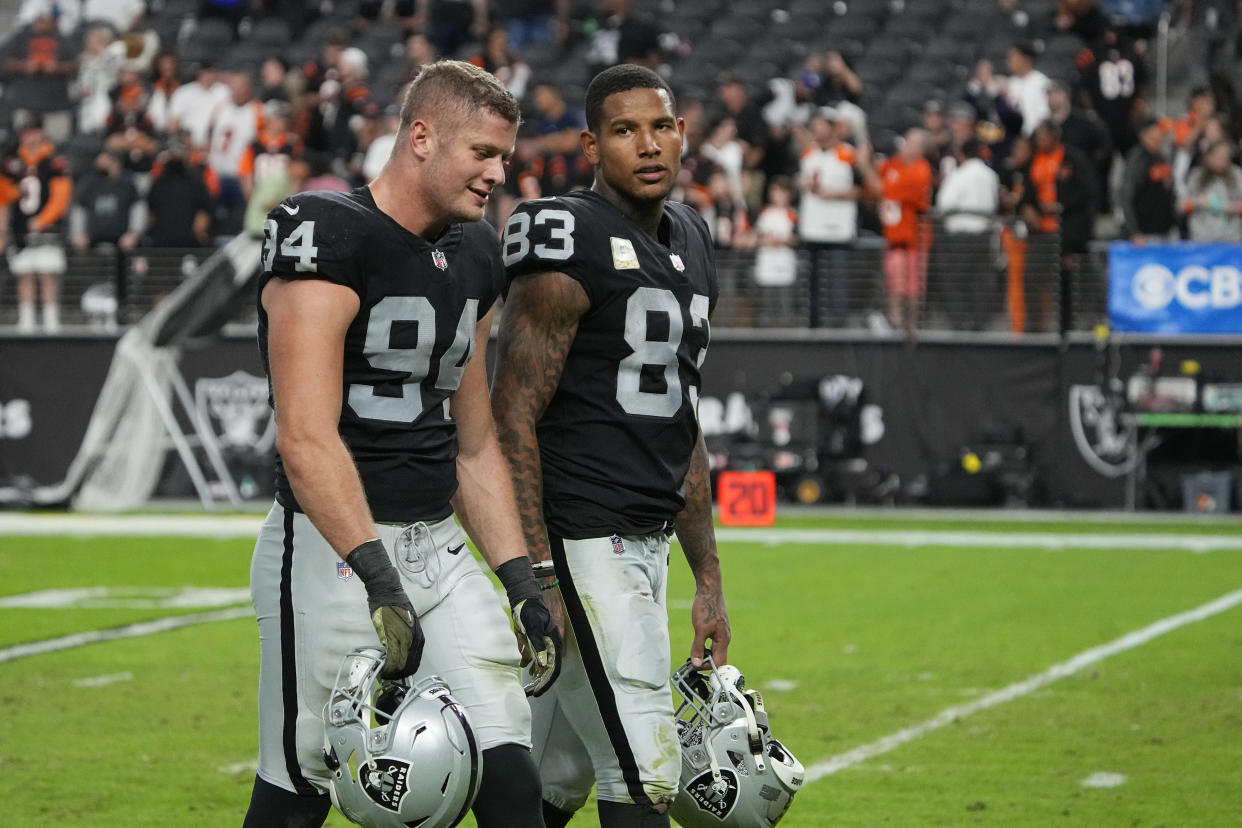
[
  {"left": 322, "top": 647, "right": 482, "bottom": 828},
  {"left": 670, "top": 655, "right": 805, "bottom": 827}
]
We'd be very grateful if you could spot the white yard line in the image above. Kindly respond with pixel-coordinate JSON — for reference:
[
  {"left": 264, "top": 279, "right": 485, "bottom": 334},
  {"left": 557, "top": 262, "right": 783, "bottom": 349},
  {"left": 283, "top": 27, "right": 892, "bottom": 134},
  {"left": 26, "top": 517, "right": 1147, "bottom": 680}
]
[
  {"left": 805, "top": 587, "right": 1242, "bottom": 782},
  {"left": 2, "top": 514, "right": 1239, "bottom": 552},
  {"left": 74, "top": 671, "right": 133, "bottom": 688},
  {"left": 0, "top": 606, "right": 253, "bottom": 665}
]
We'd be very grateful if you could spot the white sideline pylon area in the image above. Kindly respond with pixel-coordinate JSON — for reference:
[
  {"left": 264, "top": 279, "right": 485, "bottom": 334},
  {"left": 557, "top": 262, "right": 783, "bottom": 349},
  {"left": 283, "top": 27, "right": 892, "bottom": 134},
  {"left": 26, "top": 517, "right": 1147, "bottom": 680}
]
[{"left": 805, "top": 587, "right": 1242, "bottom": 783}]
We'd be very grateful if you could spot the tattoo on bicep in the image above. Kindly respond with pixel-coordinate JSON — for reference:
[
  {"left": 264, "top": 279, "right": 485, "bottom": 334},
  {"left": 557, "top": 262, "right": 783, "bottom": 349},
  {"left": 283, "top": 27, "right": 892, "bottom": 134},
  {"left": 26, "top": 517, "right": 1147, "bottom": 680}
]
[{"left": 494, "top": 279, "right": 580, "bottom": 552}]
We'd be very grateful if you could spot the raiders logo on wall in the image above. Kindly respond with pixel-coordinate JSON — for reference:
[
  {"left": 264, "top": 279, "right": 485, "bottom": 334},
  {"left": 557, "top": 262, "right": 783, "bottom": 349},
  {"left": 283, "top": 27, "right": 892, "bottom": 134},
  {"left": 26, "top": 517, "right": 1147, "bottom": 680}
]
[
  {"left": 194, "top": 370, "right": 276, "bottom": 455},
  {"left": 683, "top": 768, "right": 740, "bottom": 818},
  {"left": 360, "top": 757, "right": 412, "bottom": 812},
  {"left": 1067, "top": 384, "right": 1136, "bottom": 478}
]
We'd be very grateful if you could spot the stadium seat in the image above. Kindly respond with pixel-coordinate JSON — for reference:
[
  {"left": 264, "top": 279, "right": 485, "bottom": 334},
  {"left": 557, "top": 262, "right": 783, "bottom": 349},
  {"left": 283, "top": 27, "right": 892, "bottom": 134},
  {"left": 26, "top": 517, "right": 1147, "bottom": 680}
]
[
  {"left": 862, "top": 37, "right": 915, "bottom": 71},
  {"left": 248, "top": 17, "right": 292, "bottom": 48},
  {"left": 192, "top": 17, "right": 236, "bottom": 48},
  {"left": 923, "top": 37, "right": 976, "bottom": 65},
  {"left": 884, "top": 13, "right": 938, "bottom": 43},
  {"left": 357, "top": 28, "right": 404, "bottom": 69},
  {"left": 63, "top": 132, "right": 104, "bottom": 178},
  {"left": 153, "top": 0, "right": 199, "bottom": 18},
  {"left": 708, "top": 16, "right": 757, "bottom": 43},
  {"left": 222, "top": 40, "right": 269, "bottom": 74},
  {"left": 826, "top": 14, "right": 882, "bottom": 46}
]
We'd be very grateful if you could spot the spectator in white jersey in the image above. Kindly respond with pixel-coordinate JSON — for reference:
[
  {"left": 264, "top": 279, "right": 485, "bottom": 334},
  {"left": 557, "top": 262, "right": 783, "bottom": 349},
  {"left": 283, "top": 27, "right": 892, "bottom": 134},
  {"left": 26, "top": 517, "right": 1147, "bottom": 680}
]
[
  {"left": 207, "top": 71, "right": 263, "bottom": 235},
  {"left": 797, "top": 107, "right": 862, "bottom": 327}
]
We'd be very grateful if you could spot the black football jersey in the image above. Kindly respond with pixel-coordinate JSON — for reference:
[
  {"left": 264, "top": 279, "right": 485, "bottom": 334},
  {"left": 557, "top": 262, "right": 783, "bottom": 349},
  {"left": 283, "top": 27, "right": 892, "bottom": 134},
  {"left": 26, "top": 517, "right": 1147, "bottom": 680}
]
[
  {"left": 503, "top": 190, "right": 717, "bottom": 539},
  {"left": 258, "top": 187, "right": 505, "bottom": 523},
  {"left": 1, "top": 143, "right": 70, "bottom": 246}
]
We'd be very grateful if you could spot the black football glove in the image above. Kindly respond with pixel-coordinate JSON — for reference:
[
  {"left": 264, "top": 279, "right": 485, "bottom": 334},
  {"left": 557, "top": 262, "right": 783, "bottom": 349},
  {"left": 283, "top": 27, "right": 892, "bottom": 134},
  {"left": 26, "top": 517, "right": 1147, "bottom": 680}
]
[
  {"left": 495, "top": 557, "right": 562, "bottom": 696},
  {"left": 346, "top": 539, "right": 425, "bottom": 680}
]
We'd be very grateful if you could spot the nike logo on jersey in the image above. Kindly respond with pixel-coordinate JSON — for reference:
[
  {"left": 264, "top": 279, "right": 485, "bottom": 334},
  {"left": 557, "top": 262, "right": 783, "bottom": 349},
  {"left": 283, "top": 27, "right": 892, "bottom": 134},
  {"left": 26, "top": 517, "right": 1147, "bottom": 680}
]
[
  {"left": 281, "top": 203, "right": 300, "bottom": 215},
  {"left": 446, "top": 543, "right": 465, "bottom": 555}
]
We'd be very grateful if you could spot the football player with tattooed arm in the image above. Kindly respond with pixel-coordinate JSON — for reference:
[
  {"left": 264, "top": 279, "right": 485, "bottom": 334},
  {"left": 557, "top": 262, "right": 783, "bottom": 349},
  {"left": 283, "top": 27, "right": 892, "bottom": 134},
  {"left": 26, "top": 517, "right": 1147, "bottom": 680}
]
[
  {"left": 492, "top": 64, "right": 731, "bottom": 828},
  {"left": 244, "top": 61, "right": 560, "bottom": 828}
]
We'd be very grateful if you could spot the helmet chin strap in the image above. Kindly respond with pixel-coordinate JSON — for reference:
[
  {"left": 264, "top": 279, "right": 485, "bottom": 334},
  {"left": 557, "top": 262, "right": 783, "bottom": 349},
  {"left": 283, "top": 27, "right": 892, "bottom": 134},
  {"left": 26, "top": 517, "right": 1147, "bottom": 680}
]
[
  {"left": 725, "top": 682, "right": 766, "bottom": 772},
  {"left": 707, "top": 671, "right": 767, "bottom": 778}
]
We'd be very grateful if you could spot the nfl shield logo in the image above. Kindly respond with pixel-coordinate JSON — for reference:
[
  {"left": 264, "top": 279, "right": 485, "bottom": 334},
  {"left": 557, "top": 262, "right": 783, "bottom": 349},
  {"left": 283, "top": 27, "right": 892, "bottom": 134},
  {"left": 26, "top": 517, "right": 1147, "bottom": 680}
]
[
  {"left": 431, "top": 250, "right": 448, "bottom": 270},
  {"left": 669, "top": 253, "right": 685, "bottom": 272},
  {"left": 610, "top": 534, "right": 625, "bottom": 554},
  {"left": 337, "top": 561, "right": 353, "bottom": 580}
]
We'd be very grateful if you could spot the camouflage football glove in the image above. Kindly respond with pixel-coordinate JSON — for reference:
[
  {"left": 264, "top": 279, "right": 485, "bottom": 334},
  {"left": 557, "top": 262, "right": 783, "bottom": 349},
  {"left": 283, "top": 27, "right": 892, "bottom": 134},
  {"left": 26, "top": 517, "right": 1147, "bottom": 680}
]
[
  {"left": 345, "top": 539, "right": 425, "bottom": 680},
  {"left": 495, "top": 557, "right": 562, "bottom": 696}
]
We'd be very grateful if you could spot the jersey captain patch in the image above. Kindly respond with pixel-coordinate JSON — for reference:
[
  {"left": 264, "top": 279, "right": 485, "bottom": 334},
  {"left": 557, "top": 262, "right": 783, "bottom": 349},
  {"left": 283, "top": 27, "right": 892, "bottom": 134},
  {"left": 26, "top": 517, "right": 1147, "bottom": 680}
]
[{"left": 610, "top": 236, "right": 640, "bottom": 269}]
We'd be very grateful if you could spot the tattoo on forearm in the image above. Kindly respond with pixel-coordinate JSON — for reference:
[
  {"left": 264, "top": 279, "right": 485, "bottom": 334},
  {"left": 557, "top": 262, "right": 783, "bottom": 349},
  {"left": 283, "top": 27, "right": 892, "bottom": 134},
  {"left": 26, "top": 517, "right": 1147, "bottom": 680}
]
[
  {"left": 492, "top": 278, "right": 581, "bottom": 557},
  {"left": 677, "top": 439, "right": 721, "bottom": 583}
]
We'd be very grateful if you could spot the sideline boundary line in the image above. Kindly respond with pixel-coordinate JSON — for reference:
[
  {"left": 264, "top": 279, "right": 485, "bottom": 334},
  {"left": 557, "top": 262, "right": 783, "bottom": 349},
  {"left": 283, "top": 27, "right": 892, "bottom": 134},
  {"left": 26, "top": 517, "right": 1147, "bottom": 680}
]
[
  {"left": 806, "top": 587, "right": 1242, "bottom": 782},
  {"left": 2, "top": 514, "right": 1240, "bottom": 552},
  {"left": 715, "top": 528, "right": 1242, "bottom": 553},
  {"left": 0, "top": 607, "right": 253, "bottom": 665}
]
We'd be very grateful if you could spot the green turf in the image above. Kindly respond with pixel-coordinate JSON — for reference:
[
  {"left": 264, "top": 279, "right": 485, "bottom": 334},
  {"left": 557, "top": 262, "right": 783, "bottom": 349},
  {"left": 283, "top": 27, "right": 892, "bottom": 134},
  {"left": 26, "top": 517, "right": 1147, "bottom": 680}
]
[{"left": 0, "top": 514, "right": 1239, "bottom": 826}]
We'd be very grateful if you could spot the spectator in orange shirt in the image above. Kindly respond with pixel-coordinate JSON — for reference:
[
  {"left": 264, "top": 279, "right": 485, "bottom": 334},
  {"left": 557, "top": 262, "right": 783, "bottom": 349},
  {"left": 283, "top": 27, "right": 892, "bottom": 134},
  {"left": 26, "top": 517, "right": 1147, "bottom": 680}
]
[
  {"left": 1173, "top": 86, "right": 1216, "bottom": 152},
  {"left": 865, "top": 129, "right": 933, "bottom": 339}
]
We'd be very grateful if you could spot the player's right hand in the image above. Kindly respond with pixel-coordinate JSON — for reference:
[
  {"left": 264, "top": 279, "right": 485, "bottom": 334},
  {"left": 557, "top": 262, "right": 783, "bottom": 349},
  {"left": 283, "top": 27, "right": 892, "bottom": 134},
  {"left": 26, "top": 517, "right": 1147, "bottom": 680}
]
[
  {"left": 345, "top": 540, "right": 426, "bottom": 679},
  {"left": 512, "top": 594, "right": 562, "bottom": 697},
  {"left": 495, "top": 557, "right": 563, "bottom": 696}
]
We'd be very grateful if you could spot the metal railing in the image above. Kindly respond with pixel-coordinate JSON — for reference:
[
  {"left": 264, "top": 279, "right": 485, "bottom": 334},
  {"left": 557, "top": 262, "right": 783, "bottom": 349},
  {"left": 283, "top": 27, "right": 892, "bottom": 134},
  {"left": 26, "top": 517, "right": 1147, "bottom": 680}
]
[
  {"left": 0, "top": 246, "right": 220, "bottom": 331},
  {"left": 0, "top": 229, "right": 1231, "bottom": 337},
  {"left": 711, "top": 215, "right": 1105, "bottom": 335}
]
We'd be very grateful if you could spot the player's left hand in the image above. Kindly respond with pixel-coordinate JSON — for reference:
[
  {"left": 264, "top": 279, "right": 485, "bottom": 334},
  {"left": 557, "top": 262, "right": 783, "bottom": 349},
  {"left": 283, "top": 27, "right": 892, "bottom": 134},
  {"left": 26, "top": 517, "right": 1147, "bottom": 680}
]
[
  {"left": 494, "top": 557, "right": 563, "bottom": 696},
  {"left": 690, "top": 585, "right": 730, "bottom": 668}
]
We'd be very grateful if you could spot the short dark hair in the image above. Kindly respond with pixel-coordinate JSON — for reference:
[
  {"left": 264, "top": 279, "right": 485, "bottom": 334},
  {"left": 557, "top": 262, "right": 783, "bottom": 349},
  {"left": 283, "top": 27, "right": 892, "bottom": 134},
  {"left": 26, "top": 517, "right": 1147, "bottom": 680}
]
[
  {"left": 1011, "top": 40, "right": 1037, "bottom": 60},
  {"left": 961, "top": 137, "right": 982, "bottom": 159},
  {"left": 1033, "top": 118, "right": 1061, "bottom": 142},
  {"left": 399, "top": 59, "right": 521, "bottom": 134},
  {"left": 584, "top": 64, "right": 676, "bottom": 132}
]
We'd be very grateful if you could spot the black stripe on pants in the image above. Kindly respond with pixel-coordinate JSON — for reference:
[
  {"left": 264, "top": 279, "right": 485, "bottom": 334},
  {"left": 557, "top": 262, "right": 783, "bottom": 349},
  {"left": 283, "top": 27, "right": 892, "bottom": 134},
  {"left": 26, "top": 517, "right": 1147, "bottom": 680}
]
[
  {"left": 550, "top": 536, "right": 652, "bottom": 807},
  {"left": 279, "top": 508, "right": 317, "bottom": 796}
]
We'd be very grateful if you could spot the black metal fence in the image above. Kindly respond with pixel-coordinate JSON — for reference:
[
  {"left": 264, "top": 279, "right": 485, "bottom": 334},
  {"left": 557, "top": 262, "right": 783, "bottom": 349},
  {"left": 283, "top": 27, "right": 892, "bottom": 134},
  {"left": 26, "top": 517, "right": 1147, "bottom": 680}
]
[
  {"left": 712, "top": 216, "right": 1114, "bottom": 335},
  {"left": 0, "top": 225, "right": 1179, "bottom": 335},
  {"left": 0, "top": 246, "right": 223, "bottom": 331}
]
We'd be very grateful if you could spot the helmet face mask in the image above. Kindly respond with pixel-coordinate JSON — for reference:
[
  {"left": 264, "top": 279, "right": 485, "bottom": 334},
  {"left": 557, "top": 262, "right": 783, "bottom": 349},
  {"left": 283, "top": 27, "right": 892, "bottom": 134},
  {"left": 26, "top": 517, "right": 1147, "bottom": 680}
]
[
  {"left": 670, "top": 656, "right": 805, "bottom": 828},
  {"left": 322, "top": 647, "right": 482, "bottom": 828}
]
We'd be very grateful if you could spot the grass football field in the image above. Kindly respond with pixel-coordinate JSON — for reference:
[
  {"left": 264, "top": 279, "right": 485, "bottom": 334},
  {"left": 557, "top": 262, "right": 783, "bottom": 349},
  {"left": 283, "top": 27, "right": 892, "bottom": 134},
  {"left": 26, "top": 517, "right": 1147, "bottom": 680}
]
[{"left": 1, "top": 509, "right": 1240, "bottom": 827}]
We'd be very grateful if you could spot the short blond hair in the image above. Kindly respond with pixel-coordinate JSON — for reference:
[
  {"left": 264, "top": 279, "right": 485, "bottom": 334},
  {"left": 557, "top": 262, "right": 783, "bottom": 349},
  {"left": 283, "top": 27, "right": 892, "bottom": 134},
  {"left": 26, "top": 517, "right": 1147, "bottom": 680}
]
[{"left": 398, "top": 60, "right": 520, "bottom": 136}]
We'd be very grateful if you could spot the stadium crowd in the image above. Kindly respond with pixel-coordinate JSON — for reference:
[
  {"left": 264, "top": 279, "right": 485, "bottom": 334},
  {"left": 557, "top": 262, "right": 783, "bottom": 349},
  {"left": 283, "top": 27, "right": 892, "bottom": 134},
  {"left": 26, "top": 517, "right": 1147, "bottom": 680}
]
[{"left": 1, "top": 0, "right": 1239, "bottom": 335}]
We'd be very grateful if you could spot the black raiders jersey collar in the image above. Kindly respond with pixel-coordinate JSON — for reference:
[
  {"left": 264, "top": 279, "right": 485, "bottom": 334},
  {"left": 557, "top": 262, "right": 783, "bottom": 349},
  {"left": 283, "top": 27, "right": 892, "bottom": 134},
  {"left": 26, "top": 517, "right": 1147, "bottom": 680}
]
[
  {"left": 356, "top": 185, "right": 465, "bottom": 254},
  {"left": 577, "top": 188, "right": 688, "bottom": 255}
]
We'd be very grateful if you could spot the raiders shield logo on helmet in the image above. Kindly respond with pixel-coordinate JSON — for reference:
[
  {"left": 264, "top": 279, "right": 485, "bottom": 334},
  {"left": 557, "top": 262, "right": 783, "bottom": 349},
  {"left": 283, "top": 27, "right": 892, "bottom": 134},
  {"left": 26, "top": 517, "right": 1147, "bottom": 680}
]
[
  {"left": 684, "top": 768, "right": 740, "bottom": 818},
  {"left": 360, "top": 757, "right": 412, "bottom": 812}
]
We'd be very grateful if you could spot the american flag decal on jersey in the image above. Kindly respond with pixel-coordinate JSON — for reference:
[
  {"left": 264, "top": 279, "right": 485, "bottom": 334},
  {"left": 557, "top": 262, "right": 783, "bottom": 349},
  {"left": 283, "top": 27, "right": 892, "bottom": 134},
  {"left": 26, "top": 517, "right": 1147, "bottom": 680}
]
[
  {"left": 610, "top": 534, "right": 625, "bottom": 554},
  {"left": 337, "top": 560, "right": 353, "bottom": 579},
  {"left": 432, "top": 250, "right": 448, "bottom": 270}
]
